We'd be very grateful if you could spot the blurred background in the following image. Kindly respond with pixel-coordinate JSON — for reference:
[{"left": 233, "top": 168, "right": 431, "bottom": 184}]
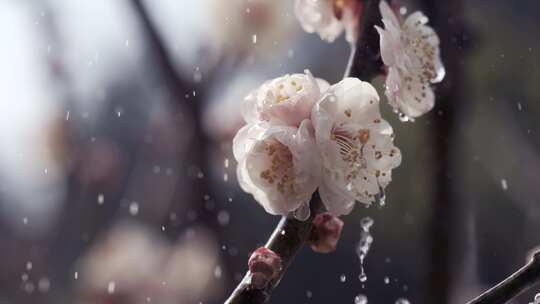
[{"left": 0, "top": 0, "right": 539, "bottom": 303}]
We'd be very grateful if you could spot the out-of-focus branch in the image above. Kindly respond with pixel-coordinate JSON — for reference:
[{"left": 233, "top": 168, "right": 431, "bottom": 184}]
[
  {"left": 418, "top": 0, "right": 468, "bottom": 303},
  {"left": 345, "top": 0, "right": 383, "bottom": 79},
  {"left": 466, "top": 250, "right": 540, "bottom": 304},
  {"left": 130, "top": 0, "right": 194, "bottom": 101}
]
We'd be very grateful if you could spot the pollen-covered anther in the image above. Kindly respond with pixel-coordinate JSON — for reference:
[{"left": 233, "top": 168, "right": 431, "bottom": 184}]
[
  {"left": 309, "top": 212, "right": 344, "bottom": 253},
  {"left": 357, "top": 129, "right": 370, "bottom": 144},
  {"left": 248, "top": 247, "right": 282, "bottom": 289},
  {"left": 260, "top": 140, "right": 296, "bottom": 195}
]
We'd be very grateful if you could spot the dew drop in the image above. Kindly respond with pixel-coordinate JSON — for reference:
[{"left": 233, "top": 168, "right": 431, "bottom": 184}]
[
  {"left": 214, "top": 265, "right": 222, "bottom": 279},
  {"left": 217, "top": 210, "right": 230, "bottom": 226},
  {"left": 399, "top": 7, "right": 407, "bottom": 15},
  {"left": 293, "top": 202, "right": 310, "bottom": 221},
  {"left": 38, "top": 277, "right": 50, "bottom": 293}
]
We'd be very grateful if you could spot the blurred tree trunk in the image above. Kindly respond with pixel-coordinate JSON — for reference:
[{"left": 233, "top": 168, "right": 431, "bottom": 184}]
[{"left": 418, "top": 0, "right": 469, "bottom": 303}]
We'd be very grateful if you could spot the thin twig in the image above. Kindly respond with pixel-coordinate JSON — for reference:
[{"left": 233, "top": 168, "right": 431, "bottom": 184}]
[
  {"left": 466, "top": 250, "right": 540, "bottom": 304},
  {"left": 225, "top": 1, "right": 383, "bottom": 303},
  {"left": 345, "top": 0, "right": 383, "bottom": 79}
]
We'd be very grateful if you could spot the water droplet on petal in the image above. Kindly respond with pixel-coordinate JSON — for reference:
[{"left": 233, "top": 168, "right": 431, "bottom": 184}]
[{"left": 293, "top": 202, "right": 311, "bottom": 221}]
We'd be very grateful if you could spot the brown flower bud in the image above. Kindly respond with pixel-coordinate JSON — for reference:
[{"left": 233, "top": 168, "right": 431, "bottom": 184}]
[
  {"left": 247, "top": 247, "right": 282, "bottom": 289},
  {"left": 310, "top": 212, "right": 344, "bottom": 253}
]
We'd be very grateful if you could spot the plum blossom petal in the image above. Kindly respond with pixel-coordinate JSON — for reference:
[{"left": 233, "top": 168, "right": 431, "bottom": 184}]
[
  {"left": 294, "top": 0, "right": 362, "bottom": 43},
  {"left": 242, "top": 71, "right": 329, "bottom": 127},
  {"left": 294, "top": 0, "right": 344, "bottom": 42},
  {"left": 233, "top": 120, "right": 321, "bottom": 215},
  {"left": 376, "top": 0, "right": 445, "bottom": 119},
  {"left": 312, "top": 78, "right": 401, "bottom": 215}
]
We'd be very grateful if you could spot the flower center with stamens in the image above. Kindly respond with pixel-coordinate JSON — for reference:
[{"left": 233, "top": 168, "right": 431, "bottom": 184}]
[
  {"left": 259, "top": 139, "right": 296, "bottom": 195},
  {"left": 330, "top": 125, "right": 369, "bottom": 181},
  {"left": 270, "top": 77, "right": 304, "bottom": 104}
]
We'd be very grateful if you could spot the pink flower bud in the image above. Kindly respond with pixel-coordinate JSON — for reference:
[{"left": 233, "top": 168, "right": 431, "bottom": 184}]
[
  {"left": 248, "top": 247, "right": 282, "bottom": 289},
  {"left": 310, "top": 212, "right": 344, "bottom": 253}
]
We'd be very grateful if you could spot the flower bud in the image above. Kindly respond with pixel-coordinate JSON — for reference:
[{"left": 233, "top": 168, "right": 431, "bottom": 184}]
[
  {"left": 248, "top": 247, "right": 282, "bottom": 289},
  {"left": 310, "top": 212, "right": 344, "bottom": 253}
]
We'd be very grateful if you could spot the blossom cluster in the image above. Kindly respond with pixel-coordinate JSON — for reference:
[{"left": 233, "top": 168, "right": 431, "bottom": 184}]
[
  {"left": 233, "top": 71, "right": 401, "bottom": 216},
  {"left": 232, "top": 0, "right": 444, "bottom": 217},
  {"left": 295, "top": 0, "right": 445, "bottom": 119}
]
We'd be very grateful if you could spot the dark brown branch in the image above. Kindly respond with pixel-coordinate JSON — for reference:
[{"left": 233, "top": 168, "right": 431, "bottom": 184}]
[
  {"left": 418, "top": 0, "right": 468, "bottom": 302},
  {"left": 225, "top": 196, "right": 324, "bottom": 304},
  {"left": 466, "top": 250, "right": 540, "bottom": 304}
]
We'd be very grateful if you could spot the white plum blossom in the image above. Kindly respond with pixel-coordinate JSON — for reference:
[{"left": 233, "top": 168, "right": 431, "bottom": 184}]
[
  {"left": 311, "top": 78, "right": 401, "bottom": 215},
  {"left": 233, "top": 120, "right": 321, "bottom": 215},
  {"left": 375, "top": 0, "right": 445, "bottom": 119},
  {"left": 242, "top": 71, "right": 329, "bottom": 127},
  {"left": 294, "top": 0, "right": 362, "bottom": 43}
]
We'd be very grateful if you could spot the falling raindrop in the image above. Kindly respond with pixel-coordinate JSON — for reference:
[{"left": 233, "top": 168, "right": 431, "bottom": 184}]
[
  {"left": 306, "top": 290, "right": 313, "bottom": 298},
  {"left": 193, "top": 67, "right": 202, "bottom": 83},
  {"left": 395, "top": 298, "right": 410, "bottom": 304},
  {"left": 356, "top": 217, "right": 374, "bottom": 283},
  {"left": 354, "top": 294, "right": 368, "bottom": 304},
  {"left": 384, "top": 276, "right": 390, "bottom": 284},
  {"left": 74, "top": 272, "right": 78, "bottom": 280},
  {"left": 97, "top": 194, "right": 105, "bottom": 205},
  {"left": 340, "top": 274, "right": 347, "bottom": 282},
  {"left": 501, "top": 179, "right": 508, "bottom": 191},
  {"left": 224, "top": 158, "right": 230, "bottom": 168},
  {"left": 107, "top": 281, "right": 116, "bottom": 294},
  {"left": 252, "top": 34, "right": 257, "bottom": 44},
  {"left": 26, "top": 262, "right": 32, "bottom": 271},
  {"left": 129, "top": 202, "right": 139, "bottom": 216}
]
